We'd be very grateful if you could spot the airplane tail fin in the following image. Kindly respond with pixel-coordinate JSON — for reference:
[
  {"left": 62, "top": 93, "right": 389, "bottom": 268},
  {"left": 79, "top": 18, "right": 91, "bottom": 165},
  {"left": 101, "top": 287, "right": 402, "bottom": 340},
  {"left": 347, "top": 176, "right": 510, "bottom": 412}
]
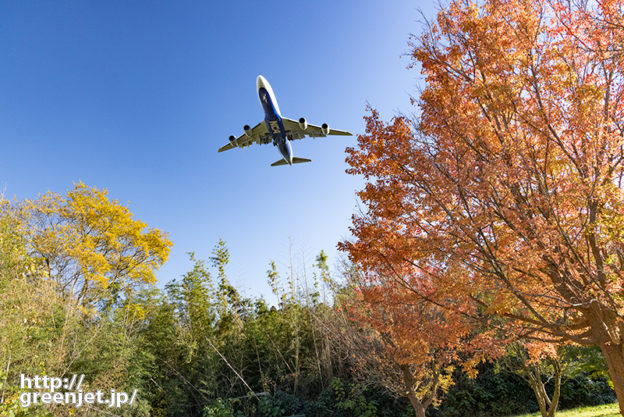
[
  {"left": 271, "top": 159, "right": 289, "bottom": 167},
  {"left": 270, "top": 157, "right": 311, "bottom": 167}
]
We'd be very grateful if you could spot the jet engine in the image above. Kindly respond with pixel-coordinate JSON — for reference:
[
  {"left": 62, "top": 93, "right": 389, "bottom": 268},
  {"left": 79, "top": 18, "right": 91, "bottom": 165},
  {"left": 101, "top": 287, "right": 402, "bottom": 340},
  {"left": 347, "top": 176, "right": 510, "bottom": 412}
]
[
  {"left": 243, "top": 125, "right": 252, "bottom": 138},
  {"left": 321, "top": 123, "right": 330, "bottom": 135},
  {"left": 298, "top": 117, "right": 307, "bottom": 130},
  {"left": 229, "top": 135, "right": 238, "bottom": 147}
]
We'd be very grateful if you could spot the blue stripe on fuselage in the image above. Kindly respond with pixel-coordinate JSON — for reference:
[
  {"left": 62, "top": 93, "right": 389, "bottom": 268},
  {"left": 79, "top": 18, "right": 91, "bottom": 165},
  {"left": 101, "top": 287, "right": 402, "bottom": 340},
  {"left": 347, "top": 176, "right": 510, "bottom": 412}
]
[
  {"left": 259, "top": 87, "right": 292, "bottom": 163},
  {"left": 259, "top": 87, "right": 286, "bottom": 141}
]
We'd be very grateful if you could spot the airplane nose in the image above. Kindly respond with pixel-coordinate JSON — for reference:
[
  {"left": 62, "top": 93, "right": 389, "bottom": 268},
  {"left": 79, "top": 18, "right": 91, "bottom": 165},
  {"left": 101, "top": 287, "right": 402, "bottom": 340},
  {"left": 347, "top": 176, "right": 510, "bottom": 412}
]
[{"left": 256, "top": 75, "right": 267, "bottom": 90}]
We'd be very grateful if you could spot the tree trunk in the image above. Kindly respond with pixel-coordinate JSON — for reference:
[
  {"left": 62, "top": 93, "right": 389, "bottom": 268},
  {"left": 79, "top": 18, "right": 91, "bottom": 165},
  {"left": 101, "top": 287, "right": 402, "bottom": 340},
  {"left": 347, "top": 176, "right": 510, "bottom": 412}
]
[
  {"left": 528, "top": 372, "right": 548, "bottom": 417},
  {"left": 525, "top": 359, "right": 561, "bottom": 417},
  {"left": 401, "top": 364, "right": 428, "bottom": 417},
  {"left": 407, "top": 392, "right": 426, "bottom": 417},
  {"left": 600, "top": 342, "right": 624, "bottom": 416},
  {"left": 550, "top": 363, "right": 562, "bottom": 417}
]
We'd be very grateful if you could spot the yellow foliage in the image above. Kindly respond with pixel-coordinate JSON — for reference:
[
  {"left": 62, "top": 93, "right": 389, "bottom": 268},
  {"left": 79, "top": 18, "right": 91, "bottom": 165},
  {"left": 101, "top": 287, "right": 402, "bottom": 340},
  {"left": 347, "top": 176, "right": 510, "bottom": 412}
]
[{"left": 10, "top": 182, "right": 172, "bottom": 307}]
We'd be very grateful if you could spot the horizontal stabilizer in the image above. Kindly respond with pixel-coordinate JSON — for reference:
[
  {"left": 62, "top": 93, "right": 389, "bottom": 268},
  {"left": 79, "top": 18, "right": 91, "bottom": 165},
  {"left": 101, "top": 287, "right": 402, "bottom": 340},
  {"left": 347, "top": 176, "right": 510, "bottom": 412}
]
[{"left": 270, "top": 157, "right": 312, "bottom": 167}]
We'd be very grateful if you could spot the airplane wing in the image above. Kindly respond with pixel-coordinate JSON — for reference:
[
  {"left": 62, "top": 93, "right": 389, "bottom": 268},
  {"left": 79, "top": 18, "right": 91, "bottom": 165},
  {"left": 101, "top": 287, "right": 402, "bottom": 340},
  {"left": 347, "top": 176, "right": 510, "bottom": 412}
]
[
  {"left": 281, "top": 118, "right": 352, "bottom": 140},
  {"left": 218, "top": 122, "right": 272, "bottom": 152}
]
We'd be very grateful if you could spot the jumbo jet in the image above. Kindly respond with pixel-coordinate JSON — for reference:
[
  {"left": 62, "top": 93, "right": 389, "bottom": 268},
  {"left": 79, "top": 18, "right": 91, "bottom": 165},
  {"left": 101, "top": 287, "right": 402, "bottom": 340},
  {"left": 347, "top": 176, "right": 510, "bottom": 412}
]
[{"left": 218, "top": 75, "right": 352, "bottom": 166}]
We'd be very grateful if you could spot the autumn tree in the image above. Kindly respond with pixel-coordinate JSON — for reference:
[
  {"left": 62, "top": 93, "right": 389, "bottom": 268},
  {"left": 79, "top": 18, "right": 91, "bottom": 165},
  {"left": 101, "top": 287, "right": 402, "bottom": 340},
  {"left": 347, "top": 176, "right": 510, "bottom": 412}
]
[
  {"left": 342, "top": 0, "right": 624, "bottom": 414},
  {"left": 13, "top": 182, "right": 172, "bottom": 308},
  {"left": 501, "top": 342, "right": 564, "bottom": 417},
  {"left": 335, "top": 267, "right": 482, "bottom": 417}
]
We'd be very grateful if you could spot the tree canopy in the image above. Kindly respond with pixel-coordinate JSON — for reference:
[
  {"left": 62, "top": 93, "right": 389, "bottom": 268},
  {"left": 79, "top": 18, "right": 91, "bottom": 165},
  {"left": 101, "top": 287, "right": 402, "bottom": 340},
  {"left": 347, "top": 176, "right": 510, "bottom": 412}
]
[{"left": 341, "top": 0, "right": 624, "bottom": 414}]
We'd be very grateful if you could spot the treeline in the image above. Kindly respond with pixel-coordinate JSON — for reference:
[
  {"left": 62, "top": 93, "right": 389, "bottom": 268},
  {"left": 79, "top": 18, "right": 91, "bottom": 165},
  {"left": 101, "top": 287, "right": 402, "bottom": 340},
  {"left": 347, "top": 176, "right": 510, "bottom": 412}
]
[{"left": 0, "top": 184, "right": 616, "bottom": 417}]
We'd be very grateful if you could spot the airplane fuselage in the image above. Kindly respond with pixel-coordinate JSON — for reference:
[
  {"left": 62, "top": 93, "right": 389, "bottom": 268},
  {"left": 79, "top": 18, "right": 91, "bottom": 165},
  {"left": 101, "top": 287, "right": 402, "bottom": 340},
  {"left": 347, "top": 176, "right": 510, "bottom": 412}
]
[{"left": 257, "top": 75, "right": 293, "bottom": 165}]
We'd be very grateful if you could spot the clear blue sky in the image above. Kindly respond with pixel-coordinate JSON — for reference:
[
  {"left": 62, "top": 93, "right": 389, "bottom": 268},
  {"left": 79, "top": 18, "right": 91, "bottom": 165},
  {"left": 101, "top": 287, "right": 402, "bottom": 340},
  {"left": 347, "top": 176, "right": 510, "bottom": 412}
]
[{"left": 0, "top": 1, "right": 435, "bottom": 300}]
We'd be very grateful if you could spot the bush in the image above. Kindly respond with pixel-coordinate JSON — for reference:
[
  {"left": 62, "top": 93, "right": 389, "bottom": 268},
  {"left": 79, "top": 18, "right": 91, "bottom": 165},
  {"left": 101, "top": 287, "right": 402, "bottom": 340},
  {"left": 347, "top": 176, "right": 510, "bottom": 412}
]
[
  {"left": 429, "top": 362, "right": 537, "bottom": 417},
  {"left": 559, "top": 373, "right": 616, "bottom": 409}
]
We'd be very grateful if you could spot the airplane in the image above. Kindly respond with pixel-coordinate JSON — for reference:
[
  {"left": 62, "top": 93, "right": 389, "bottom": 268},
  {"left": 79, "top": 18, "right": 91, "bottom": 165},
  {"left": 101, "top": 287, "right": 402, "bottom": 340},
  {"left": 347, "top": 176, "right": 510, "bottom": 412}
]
[{"left": 218, "top": 75, "right": 352, "bottom": 166}]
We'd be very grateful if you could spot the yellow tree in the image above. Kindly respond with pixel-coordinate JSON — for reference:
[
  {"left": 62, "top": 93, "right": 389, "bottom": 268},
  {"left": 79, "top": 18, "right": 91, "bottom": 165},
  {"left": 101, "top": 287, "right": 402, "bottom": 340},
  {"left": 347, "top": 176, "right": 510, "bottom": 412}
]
[
  {"left": 15, "top": 183, "right": 172, "bottom": 308},
  {"left": 0, "top": 187, "right": 169, "bottom": 416},
  {"left": 342, "top": 0, "right": 624, "bottom": 413}
]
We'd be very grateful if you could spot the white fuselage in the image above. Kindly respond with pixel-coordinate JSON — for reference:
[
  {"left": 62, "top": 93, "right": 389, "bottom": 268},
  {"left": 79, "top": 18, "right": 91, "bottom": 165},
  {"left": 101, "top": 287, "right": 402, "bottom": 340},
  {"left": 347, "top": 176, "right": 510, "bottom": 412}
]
[{"left": 256, "top": 75, "right": 293, "bottom": 165}]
